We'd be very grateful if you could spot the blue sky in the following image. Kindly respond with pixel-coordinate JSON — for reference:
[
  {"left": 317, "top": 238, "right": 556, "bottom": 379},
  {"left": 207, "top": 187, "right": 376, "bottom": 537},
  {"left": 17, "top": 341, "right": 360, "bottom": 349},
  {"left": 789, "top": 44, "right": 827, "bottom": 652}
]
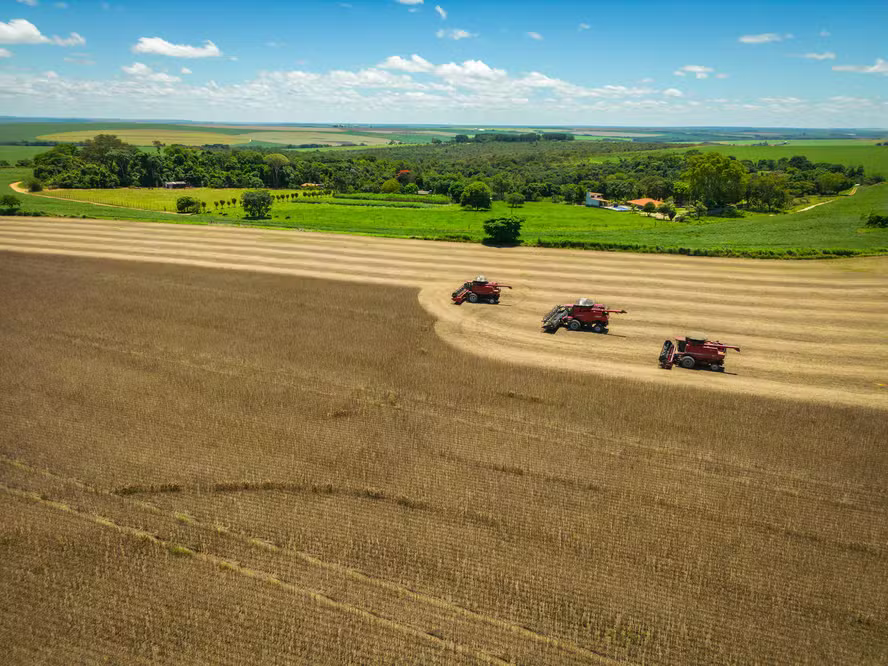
[{"left": 0, "top": 0, "right": 886, "bottom": 126}]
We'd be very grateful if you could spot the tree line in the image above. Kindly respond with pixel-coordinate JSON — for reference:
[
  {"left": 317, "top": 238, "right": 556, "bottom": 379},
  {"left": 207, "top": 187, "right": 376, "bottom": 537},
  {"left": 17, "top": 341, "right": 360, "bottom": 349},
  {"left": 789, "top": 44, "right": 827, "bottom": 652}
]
[{"left": 28, "top": 134, "right": 878, "bottom": 213}]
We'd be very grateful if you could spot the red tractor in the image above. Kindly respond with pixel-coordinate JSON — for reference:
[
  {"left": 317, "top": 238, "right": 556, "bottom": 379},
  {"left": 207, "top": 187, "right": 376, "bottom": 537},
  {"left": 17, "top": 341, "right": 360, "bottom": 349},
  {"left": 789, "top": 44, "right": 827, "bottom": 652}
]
[
  {"left": 451, "top": 276, "right": 512, "bottom": 304},
  {"left": 658, "top": 335, "right": 740, "bottom": 372},
  {"left": 542, "top": 298, "right": 627, "bottom": 333}
]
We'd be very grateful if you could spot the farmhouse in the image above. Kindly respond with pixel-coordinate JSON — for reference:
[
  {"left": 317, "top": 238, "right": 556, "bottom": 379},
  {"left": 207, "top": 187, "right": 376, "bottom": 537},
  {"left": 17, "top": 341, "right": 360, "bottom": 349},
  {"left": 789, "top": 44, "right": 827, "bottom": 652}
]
[
  {"left": 627, "top": 197, "right": 663, "bottom": 209},
  {"left": 163, "top": 181, "right": 187, "bottom": 189},
  {"left": 585, "top": 191, "right": 607, "bottom": 207},
  {"left": 300, "top": 183, "right": 323, "bottom": 188}
]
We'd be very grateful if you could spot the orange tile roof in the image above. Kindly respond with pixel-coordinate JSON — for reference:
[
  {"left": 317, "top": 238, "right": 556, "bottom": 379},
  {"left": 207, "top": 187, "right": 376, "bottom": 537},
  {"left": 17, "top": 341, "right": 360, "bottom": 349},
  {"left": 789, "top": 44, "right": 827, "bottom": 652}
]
[{"left": 627, "top": 198, "right": 663, "bottom": 206}]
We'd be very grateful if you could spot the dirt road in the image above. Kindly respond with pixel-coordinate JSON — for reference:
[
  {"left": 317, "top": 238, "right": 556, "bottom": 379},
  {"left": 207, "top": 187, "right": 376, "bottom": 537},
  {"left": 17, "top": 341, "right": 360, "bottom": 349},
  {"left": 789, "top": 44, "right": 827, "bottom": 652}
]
[{"left": 1, "top": 216, "right": 886, "bottom": 409}]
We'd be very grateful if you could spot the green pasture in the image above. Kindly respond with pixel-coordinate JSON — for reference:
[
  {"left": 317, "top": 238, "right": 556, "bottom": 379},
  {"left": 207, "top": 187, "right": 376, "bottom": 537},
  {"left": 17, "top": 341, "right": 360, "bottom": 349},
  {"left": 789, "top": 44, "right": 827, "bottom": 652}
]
[
  {"left": 4, "top": 167, "right": 886, "bottom": 257},
  {"left": 0, "top": 146, "right": 51, "bottom": 162}
]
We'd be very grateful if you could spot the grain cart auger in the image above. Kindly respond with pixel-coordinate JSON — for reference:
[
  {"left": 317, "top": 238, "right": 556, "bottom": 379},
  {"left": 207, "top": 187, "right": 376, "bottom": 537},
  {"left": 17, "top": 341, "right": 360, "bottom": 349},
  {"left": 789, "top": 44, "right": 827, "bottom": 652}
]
[
  {"left": 659, "top": 335, "right": 741, "bottom": 372},
  {"left": 541, "top": 298, "right": 627, "bottom": 333},
  {"left": 451, "top": 275, "right": 512, "bottom": 304}
]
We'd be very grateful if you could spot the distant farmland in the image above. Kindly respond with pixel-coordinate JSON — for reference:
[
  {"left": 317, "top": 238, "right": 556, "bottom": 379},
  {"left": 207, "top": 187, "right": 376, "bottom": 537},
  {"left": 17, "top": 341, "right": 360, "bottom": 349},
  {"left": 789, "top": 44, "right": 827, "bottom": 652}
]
[{"left": 36, "top": 128, "right": 393, "bottom": 147}]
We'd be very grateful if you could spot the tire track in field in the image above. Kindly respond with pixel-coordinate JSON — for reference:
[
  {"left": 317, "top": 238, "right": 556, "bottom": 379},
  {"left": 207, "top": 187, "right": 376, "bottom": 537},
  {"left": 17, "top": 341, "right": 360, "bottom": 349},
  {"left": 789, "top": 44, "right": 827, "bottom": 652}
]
[
  {"left": 0, "top": 457, "right": 617, "bottom": 665},
  {"left": 1, "top": 216, "right": 886, "bottom": 410}
]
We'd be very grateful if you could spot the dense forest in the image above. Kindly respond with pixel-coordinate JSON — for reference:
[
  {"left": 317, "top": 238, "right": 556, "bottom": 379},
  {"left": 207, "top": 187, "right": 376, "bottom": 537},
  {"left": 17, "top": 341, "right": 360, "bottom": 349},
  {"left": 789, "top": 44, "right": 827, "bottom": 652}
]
[{"left": 28, "top": 134, "right": 878, "bottom": 211}]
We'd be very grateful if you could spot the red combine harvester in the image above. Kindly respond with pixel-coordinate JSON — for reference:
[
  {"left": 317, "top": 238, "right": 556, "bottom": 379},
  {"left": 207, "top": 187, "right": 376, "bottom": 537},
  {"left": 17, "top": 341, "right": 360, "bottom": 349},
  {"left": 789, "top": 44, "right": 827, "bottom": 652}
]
[
  {"left": 541, "top": 298, "right": 627, "bottom": 333},
  {"left": 451, "top": 276, "right": 512, "bottom": 304},
  {"left": 658, "top": 335, "right": 740, "bottom": 372}
]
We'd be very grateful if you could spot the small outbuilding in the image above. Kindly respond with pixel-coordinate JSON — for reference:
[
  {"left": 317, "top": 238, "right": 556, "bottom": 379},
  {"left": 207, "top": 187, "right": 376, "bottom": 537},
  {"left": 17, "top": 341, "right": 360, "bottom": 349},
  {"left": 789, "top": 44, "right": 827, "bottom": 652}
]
[
  {"left": 163, "top": 181, "right": 187, "bottom": 189},
  {"left": 627, "top": 197, "right": 663, "bottom": 209},
  {"left": 585, "top": 192, "right": 607, "bottom": 207}
]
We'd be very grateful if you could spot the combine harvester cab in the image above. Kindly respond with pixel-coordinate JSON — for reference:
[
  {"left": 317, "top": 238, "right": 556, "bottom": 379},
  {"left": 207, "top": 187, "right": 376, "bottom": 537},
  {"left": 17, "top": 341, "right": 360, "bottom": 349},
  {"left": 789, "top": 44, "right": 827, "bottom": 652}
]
[
  {"left": 658, "top": 335, "right": 740, "bottom": 372},
  {"left": 451, "top": 275, "right": 512, "bottom": 305},
  {"left": 541, "top": 298, "right": 627, "bottom": 333}
]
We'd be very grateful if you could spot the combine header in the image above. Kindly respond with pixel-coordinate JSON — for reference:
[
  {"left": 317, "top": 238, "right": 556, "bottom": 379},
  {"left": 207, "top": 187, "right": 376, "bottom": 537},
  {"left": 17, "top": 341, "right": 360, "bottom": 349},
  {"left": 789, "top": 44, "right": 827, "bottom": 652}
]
[
  {"left": 541, "top": 298, "right": 627, "bottom": 333},
  {"left": 658, "top": 335, "right": 740, "bottom": 372},
  {"left": 451, "top": 276, "right": 512, "bottom": 304}
]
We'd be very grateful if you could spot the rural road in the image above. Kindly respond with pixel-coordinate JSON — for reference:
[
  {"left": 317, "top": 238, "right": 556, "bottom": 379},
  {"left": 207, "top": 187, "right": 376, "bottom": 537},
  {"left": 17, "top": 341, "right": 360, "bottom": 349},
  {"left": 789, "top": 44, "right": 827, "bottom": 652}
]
[{"left": 1, "top": 216, "right": 886, "bottom": 409}]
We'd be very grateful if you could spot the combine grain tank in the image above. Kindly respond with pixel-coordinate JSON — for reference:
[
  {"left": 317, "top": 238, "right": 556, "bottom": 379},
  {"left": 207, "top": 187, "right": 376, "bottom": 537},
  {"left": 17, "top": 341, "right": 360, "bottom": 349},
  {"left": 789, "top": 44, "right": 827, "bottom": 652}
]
[
  {"left": 659, "top": 335, "right": 740, "bottom": 372},
  {"left": 451, "top": 275, "right": 512, "bottom": 304},
  {"left": 541, "top": 298, "right": 627, "bottom": 333}
]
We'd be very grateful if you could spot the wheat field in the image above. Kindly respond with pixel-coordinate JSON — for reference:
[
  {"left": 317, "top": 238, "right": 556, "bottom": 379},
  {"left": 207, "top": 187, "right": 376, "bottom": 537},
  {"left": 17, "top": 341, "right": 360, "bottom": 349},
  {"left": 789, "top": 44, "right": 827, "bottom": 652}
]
[{"left": 1, "top": 217, "right": 887, "bottom": 664}]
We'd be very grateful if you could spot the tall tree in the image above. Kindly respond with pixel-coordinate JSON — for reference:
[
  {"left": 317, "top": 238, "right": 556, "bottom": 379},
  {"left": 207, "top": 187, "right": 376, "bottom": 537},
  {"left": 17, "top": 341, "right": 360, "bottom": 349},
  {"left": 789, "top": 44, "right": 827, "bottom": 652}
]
[
  {"left": 685, "top": 152, "right": 748, "bottom": 207},
  {"left": 265, "top": 153, "right": 290, "bottom": 188}
]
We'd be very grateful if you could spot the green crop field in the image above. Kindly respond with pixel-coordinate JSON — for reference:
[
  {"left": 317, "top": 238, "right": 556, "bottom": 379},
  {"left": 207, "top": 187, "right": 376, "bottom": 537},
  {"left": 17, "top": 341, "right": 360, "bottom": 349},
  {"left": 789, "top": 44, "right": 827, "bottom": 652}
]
[
  {"left": 0, "top": 146, "right": 51, "bottom": 162},
  {"left": 4, "top": 167, "right": 886, "bottom": 257}
]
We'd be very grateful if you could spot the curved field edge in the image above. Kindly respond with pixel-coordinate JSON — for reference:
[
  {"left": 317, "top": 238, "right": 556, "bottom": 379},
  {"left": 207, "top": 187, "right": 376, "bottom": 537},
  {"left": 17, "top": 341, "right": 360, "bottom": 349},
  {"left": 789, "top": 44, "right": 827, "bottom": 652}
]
[{"left": 3, "top": 167, "right": 888, "bottom": 259}]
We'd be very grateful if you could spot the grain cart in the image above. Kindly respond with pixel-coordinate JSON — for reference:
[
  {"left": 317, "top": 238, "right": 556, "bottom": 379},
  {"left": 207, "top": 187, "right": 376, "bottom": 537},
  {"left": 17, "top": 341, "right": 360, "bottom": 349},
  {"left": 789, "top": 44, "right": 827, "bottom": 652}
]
[
  {"left": 658, "top": 335, "right": 741, "bottom": 372},
  {"left": 541, "top": 298, "right": 627, "bottom": 333},
  {"left": 451, "top": 276, "right": 512, "bottom": 304}
]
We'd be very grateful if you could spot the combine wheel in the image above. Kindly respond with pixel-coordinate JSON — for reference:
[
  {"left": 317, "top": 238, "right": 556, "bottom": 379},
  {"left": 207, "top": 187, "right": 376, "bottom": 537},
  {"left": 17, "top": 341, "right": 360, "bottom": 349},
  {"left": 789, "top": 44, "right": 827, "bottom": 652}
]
[
  {"left": 490, "top": 296, "right": 500, "bottom": 304},
  {"left": 591, "top": 322, "right": 604, "bottom": 333},
  {"left": 568, "top": 319, "right": 583, "bottom": 331},
  {"left": 467, "top": 293, "right": 479, "bottom": 303},
  {"left": 679, "top": 356, "right": 695, "bottom": 369},
  {"left": 710, "top": 364, "right": 723, "bottom": 372}
]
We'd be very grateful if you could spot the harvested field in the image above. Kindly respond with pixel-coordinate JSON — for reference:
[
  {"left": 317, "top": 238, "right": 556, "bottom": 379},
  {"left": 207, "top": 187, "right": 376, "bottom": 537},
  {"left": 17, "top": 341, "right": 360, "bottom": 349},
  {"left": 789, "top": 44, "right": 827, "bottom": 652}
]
[{"left": 1, "top": 221, "right": 887, "bottom": 664}]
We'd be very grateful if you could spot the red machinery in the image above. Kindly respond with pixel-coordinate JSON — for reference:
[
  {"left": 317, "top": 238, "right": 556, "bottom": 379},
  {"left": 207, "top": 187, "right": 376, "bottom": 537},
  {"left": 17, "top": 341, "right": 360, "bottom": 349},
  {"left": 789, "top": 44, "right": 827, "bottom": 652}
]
[
  {"left": 542, "top": 298, "right": 627, "bottom": 333},
  {"left": 658, "top": 335, "right": 740, "bottom": 372},
  {"left": 451, "top": 276, "right": 512, "bottom": 304}
]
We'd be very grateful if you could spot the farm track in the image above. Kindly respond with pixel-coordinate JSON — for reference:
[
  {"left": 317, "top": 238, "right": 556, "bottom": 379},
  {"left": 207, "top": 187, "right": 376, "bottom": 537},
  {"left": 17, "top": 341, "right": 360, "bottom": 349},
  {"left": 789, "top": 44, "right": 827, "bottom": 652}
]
[
  {"left": 1, "top": 216, "right": 886, "bottom": 409},
  {"left": 0, "top": 457, "right": 612, "bottom": 665}
]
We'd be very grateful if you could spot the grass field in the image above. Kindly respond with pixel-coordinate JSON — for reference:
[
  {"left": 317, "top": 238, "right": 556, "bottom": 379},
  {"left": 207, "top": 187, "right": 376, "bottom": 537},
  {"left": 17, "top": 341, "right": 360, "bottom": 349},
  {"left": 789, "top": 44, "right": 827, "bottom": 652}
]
[
  {"left": 7, "top": 160, "right": 886, "bottom": 256},
  {"left": 0, "top": 238, "right": 885, "bottom": 663},
  {"left": 0, "top": 146, "right": 50, "bottom": 162}
]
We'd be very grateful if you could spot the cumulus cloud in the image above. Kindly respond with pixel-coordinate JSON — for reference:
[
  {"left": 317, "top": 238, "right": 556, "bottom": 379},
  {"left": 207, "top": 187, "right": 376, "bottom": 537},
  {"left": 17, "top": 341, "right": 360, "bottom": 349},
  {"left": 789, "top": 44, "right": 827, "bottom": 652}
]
[
  {"left": 799, "top": 52, "right": 836, "bottom": 60},
  {"left": 662, "top": 88, "right": 684, "bottom": 97},
  {"left": 0, "top": 48, "right": 11, "bottom": 58},
  {"left": 435, "top": 5, "right": 446, "bottom": 19},
  {"left": 17, "top": 0, "right": 39, "bottom": 6},
  {"left": 180, "top": 67, "right": 192, "bottom": 74},
  {"left": 0, "top": 18, "right": 84, "bottom": 46},
  {"left": 436, "top": 28, "right": 474, "bottom": 40},
  {"left": 122, "top": 62, "right": 181, "bottom": 83},
  {"left": 527, "top": 32, "right": 543, "bottom": 40},
  {"left": 578, "top": 23, "right": 590, "bottom": 30},
  {"left": 738, "top": 33, "right": 792, "bottom": 44},
  {"left": 832, "top": 58, "right": 888, "bottom": 75},
  {"left": 715, "top": 73, "right": 729, "bottom": 79},
  {"left": 396, "top": 0, "right": 423, "bottom": 4},
  {"left": 819, "top": 29, "right": 830, "bottom": 37},
  {"left": 132, "top": 37, "right": 222, "bottom": 58},
  {"left": 673, "top": 65, "right": 714, "bottom": 79},
  {"left": 378, "top": 54, "right": 434, "bottom": 72}
]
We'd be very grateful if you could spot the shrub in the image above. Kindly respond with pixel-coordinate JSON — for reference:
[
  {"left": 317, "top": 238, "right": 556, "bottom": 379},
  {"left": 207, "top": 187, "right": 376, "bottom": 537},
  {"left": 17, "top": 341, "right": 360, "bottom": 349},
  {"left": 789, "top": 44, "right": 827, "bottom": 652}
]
[
  {"left": 176, "top": 196, "right": 201, "bottom": 214},
  {"left": 864, "top": 213, "right": 888, "bottom": 228},
  {"left": 460, "top": 181, "right": 493, "bottom": 210},
  {"left": 242, "top": 189, "right": 273, "bottom": 219},
  {"left": 483, "top": 216, "right": 523, "bottom": 245},
  {"left": 403, "top": 183, "right": 419, "bottom": 194},
  {"left": 722, "top": 204, "right": 743, "bottom": 218},
  {"left": 0, "top": 194, "right": 21, "bottom": 213},
  {"left": 506, "top": 192, "right": 525, "bottom": 209},
  {"left": 24, "top": 177, "right": 43, "bottom": 192},
  {"left": 380, "top": 178, "right": 401, "bottom": 194}
]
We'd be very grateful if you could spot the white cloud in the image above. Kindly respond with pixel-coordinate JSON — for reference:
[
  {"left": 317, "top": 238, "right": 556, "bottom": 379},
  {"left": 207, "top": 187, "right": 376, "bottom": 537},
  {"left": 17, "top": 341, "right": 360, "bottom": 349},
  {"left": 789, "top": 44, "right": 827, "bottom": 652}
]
[
  {"left": 132, "top": 37, "right": 222, "bottom": 58},
  {"left": 673, "top": 65, "right": 714, "bottom": 79},
  {"left": 436, "top": 28, "right": 474, "bottom": 40},
  {"left": 800, "top": 52, "right": 836, "bottom": 60},
  {"left": 578, "top": 23, "right": 590, "bottom": 30},
  {"left": 662, "top": 88, "right": 684, "bottom": 97},
  {"left": 738, "top": 33, "right": 791, "bottom": 44},
  {"left": 715, "top": 73, "right": 729, "bottom": 79},
  {"left": 122, "top": 62, "right": 181, "bottom": 83},
  {"left": 17, "top": 0, "right": 39, "bottom": 6},
  {"left": 639, "top": 77, "right": 654, "bottom": 83},
  {"left": 832, "top": 58, "right": 888, "bottom": 75},
  {"left": 0, "top": 18, "right": 83, "bottom": 46},
  {"left": 0, "top": 48, "right": 11, "bottom": 58},
  {"left": 181, "top": 67, "right": 192, "bottom": 74},
  {"left": 819, "top": 29, "right": 830, "bottom": 37},
  {"left": 378, "top": 54, "right": 434, "bottom": 73},
  {"left": 435, "top": 5, "right": 446, "bottom": 19},
  {"left": 396, "top": 0, "right": 423, "bottom": 4},
  {"left": 527, "top": 32, "right": 543, "bottom": 40}
]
